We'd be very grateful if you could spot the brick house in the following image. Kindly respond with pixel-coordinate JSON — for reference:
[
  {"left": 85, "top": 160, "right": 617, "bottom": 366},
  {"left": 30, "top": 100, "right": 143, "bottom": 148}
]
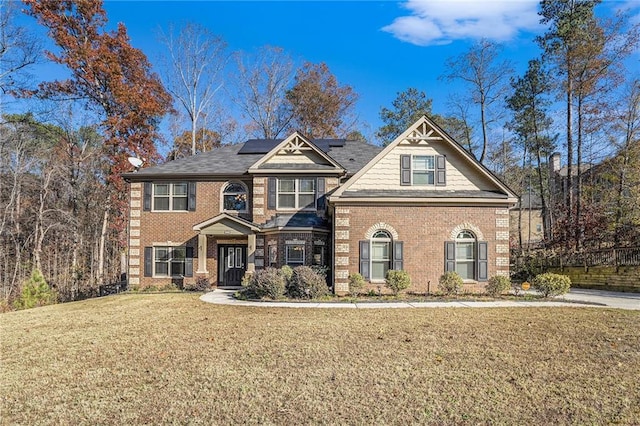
[{"left": 124, "top": 116, "right": 517, "bottom": 294}]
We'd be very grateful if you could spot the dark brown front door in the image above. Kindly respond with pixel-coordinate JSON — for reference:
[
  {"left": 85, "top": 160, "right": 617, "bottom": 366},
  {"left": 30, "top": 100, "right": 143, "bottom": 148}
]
[{"left": 218, "top": 245, "right": 247, "bottom": 286}]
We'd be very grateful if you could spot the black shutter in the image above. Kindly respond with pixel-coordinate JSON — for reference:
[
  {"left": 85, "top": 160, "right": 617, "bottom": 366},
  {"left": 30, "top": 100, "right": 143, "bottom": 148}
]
[
  {"left": 400, "top": 155, "right": 411, "bottom": 186},
  {"left": 445, "top": 241, "right": 455, "bottom": 272},
  {"left": 316, "top": 177, "right": 326, "bottom": 210},
  {"left": 477, "top": 241, "right": 488, "bottom": 282},
  {"left": 143, "top": 182, "right": 152, "bottom": 211},
  {"left": 359, "top": 240, "right": 370, "bottom": 280},
  {"left": 188, "top": 182, "right": 196, "bottom": 211},
  {"left": 144, "top": 247, "right": 153, "bottom": 277},
  {"left": 267, "top": 177, "right": 276, "bottom": 210},
  {"left": 185, "top": 246, "right": 194, "bottom": 277},
  {"left": 393, "top": 241, "right": 403, "bottom": 270},
  {"left": 436, "top": 155, "right": 446, "bottom": 186}
]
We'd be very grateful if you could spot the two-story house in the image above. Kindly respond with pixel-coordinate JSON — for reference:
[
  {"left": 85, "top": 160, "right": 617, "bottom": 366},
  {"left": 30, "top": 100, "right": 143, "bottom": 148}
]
[{"left": 124, "top": 116, "right": 517, "bottom": 294}]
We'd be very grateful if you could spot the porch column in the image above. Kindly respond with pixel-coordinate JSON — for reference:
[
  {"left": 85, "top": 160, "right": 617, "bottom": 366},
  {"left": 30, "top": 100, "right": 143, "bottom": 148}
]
[
  {"left": 197, "top": 233, "right": 208, "bottom": 273},
  {"left": 247, "top": 233, "right": 256, "bottom": 273}
]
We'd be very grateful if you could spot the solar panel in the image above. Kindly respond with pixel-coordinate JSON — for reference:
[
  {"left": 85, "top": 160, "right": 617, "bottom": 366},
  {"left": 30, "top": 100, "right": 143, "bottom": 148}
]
[{"left": 237, "top": 139, "right": 281, "bottom": 154}]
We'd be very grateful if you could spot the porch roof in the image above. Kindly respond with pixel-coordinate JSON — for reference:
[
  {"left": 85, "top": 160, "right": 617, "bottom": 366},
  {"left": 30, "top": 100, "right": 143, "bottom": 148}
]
[{"left": 192, "top": 213, "right": 260, "bottom": 236}]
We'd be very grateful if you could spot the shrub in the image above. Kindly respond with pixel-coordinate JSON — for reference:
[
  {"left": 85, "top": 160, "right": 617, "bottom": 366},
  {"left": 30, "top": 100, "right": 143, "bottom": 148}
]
[
  {"left": 280, "top": 265, "right": 294, "bottom": 283},
  {"left": 486, "top": 275, "right": 511, "bottom": 297},
  {"left": 244, "top": 268, "right": 286, "bottom": 300},
  {"left": 438, "top": 271, "right": 463, "bottom": 296},
  {"left": 532, "top": 273, "right": 571, "bottom": 298},
  {"left": 385, "top": 270, "right": 411, "bottom": 295},
  {"left": 183, "top": 277, "right": 211, "bottom": 292},
  {"left": 13, "top": 269, "right": 57, "bottom": 310},
  {"left": 286, "top": 266, "right": 329, "bottom": 299},
  {"left": 348, "top": 273, "right": 365, "bottom": 296}
]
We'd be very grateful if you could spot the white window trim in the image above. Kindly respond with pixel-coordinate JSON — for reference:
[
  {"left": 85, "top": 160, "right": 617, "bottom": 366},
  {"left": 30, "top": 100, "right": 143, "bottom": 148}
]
[
  {"left": 411, "top": 155, "right": 435, "bottom": 186},
  {"left": 152, "top": 182, "right": 189, "bottom": 212},
  {"left": 455, "top": 231, "right": 477, "bottom": 282},
  {"left": 276, "top": 177, "right": 316, "bottom": 211},
  {"left": 221, "top": 181, "right": 249, "bottom": 213},
  {"left": 285, "top": 244, "right": 305, "bottom": 266},
  {"left": 370, "top": 231, "right": 392, "bottom": 283},
  {"left": 153, "top": 246, "right": 186, "bottom": 278}
]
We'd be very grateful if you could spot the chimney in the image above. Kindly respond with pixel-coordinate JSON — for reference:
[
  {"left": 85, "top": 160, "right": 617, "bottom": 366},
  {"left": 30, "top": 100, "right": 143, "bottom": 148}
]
[{"left": 549, "top": 152, "right": 561, "bottom": 173}]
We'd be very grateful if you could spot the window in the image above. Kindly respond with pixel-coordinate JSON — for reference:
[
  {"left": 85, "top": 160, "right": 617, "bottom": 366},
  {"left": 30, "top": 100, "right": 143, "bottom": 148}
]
[
  {"left": 371, "top": 230, "right": 392, "bottom": 281},
  {"left": 223, "top": 182, "right": 247, "bottom": 212},
  {"left": 401, "top": 154, "right": 446, "bottom": 186},
  {"left": 286, "top": 244, "right": 305, "bottom": 266},
  {"left": 455, "top": 231, "right": 476, "bottom": 280},
  {"left": 277, "top": 178, "right": 316, "bottom": 210},
  {"left": 153, "top": 183, "right": 188, "bottom": 211},
  {"left": 412, "top": 155, "right": 435, "bottom": 185},
  {"left": 154, "top": 246, "right": 186, "bottom": 277}
]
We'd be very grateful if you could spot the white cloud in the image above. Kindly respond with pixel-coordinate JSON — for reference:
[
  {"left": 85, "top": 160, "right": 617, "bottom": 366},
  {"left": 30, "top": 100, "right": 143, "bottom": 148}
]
[{"left": 382, "top": 0, "right": 542, "bottom": 46}]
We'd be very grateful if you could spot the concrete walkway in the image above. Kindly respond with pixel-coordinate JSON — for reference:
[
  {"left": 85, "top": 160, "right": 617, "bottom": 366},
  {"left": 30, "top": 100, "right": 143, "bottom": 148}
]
[{"left": 200, "top": 288, "right": 640, "bottom": 310}]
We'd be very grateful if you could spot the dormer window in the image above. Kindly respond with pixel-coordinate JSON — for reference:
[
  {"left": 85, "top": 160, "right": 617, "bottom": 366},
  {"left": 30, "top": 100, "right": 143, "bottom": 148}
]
[{"left": 223, "top": 182, "right": 248, "bottom": 212}]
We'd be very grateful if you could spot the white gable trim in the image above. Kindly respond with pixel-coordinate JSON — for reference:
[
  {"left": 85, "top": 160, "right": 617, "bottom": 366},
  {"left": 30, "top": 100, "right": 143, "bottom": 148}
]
[
  {"left": 331, "top": 116, "right": 517, "bottom": 200},
  {"left": 248, "top": 131, "right": 344, "bottom": 173},
  {"left": 192, "top": 213, "right": 260, "bottom": 232}
]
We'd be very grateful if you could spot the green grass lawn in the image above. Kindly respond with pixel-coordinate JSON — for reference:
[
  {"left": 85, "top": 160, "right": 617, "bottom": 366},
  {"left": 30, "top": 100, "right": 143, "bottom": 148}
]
[{"left": 1, "top": 294, "right": 639, "bottom": 425}]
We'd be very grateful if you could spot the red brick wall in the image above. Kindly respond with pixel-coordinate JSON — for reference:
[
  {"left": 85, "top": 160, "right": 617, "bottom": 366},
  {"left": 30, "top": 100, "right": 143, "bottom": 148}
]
[
  {"left": 129, "top": 180, "right": 252, "bottom": 289},
  {"left": 332, "top": 204, "right": 511, "bottom": 294}
]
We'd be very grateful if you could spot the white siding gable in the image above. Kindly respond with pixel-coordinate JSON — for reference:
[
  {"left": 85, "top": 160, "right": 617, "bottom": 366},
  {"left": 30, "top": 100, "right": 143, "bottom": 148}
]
[{"left": 350, "top": 139, "right": 497, "bottom": 191}]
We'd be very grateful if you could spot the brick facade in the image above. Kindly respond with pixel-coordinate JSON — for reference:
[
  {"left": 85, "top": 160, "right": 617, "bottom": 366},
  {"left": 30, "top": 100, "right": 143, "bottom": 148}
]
[{"left": 332, "top": 204, "right": 511, "bottom": 294}]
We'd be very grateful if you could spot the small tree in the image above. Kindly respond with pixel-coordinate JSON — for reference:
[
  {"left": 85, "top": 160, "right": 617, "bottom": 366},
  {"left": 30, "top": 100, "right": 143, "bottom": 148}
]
[
  {"left": 385, "top": 270, "right": 411, "bottom": 295},
  {"left": 13, "top": 269, "right": 56, "bottom": 310},
  {"left": 486, "top": 275, "right": 512, "bottom": 297},
  {"left": 348, "top": 273, "right": 365, "bottom": 297},
  {"left": 438, "top": 271, "right": 463, "bottom": 296},
  {"left": 532, "top": 273, "right": 571, "bottom": 298}
]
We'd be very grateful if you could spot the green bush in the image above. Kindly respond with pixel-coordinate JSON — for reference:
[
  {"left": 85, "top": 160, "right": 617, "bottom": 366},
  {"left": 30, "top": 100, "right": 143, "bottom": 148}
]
[
  {"left": 438, "top": 271, "right": 463, "bottom": 296},
  {"left": 183, "top": 277, "right": 211, "bottom": 292},
  {"left": 13, "top": 269, "right": 57, "bottom": 310},
  {"left": 532, "top": 273, "right": 571, "bottom": 298},
  {"left": 348, "top": 273, "right": 365, "bottom": 296},
  {"left": 280, "top": 265, "right": 294, "bottom": 283},
  {"left": 385, "top": 270, "right": 411, "bottom": 295},
  {"left": 286, "top": 266, "right": 329, "bottom": 299},
  {"left": 485, "top": 275, "right": 511, "bottom": 297},
  {"left": 244, "top": 268, "right": 286, "bottom": 300}
]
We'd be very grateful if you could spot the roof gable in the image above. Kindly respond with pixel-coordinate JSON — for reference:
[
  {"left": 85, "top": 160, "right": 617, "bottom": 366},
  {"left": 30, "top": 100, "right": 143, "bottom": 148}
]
[
  {"left": 248, "top": 132, "right": 344, "bottom": 173},
  {"left": 332, "top": 116, "right": 517, "bottom": 200}
]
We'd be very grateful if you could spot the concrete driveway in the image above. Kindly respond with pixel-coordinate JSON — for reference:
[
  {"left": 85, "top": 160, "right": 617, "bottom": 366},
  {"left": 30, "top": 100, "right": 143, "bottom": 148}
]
[{"left": 558, "top": 289, "right": 640, "bottom": 310}]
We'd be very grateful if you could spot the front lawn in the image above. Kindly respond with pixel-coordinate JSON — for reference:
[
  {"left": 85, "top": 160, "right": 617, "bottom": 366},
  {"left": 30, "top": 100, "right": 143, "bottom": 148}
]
[{"left": 1, "top": 294, "right": 639, "bottom": 424}]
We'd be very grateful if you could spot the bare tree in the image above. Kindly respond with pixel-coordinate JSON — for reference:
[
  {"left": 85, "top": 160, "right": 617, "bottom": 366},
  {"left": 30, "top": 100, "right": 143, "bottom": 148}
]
[
  {"left": 159, "top": 22, "right": 228, "bottom": 155},
  {"left": 0, "top": 1, "right": 40, "bottom": 96},
  {"left": 442, "top": 39, "right": 513, "bottom": 164},
  {"left": 232, "top": 46, "right": 294, "bottom": 139}
]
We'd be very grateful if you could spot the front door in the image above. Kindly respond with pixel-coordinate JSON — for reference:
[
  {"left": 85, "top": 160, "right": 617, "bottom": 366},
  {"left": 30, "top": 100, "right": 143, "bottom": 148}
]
[{"left": 218, "top": 245, "right": 247, "bottom": 286}]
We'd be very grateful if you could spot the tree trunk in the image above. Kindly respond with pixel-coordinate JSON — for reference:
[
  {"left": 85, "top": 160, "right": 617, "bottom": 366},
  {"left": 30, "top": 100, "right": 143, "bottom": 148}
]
[{"left": 97, "top": 207, "right": 109, "bottom": 286}]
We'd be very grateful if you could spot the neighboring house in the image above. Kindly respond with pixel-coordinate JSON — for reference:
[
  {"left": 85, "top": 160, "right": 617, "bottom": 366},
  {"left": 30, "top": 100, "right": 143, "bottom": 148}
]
[
  {"left": 123, "top": 116, "right": 517, "bottom": 294},
  {"left": 510, "top": 192, "right": 544, "bottom": 248}
]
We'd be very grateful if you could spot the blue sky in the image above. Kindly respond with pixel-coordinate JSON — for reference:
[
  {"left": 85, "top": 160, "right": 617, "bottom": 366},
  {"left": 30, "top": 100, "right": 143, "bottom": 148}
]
[{"left": 12, "top": 0, "right": 640, "bottom": 147}]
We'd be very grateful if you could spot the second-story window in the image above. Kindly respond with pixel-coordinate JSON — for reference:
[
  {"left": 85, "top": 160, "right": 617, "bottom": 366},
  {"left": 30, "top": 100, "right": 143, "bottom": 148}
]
[
  {"left": 277, "top": 177, "right": 316, "bottom": 210},
  {"left": 223, "top": 182, "right": 248, "bottom": 212},
  {"left": 153, "top": 183, "right": 188, "bottom": 211},
  {"left": 412, "top": 155, "right": 435, "bottom": 185}
]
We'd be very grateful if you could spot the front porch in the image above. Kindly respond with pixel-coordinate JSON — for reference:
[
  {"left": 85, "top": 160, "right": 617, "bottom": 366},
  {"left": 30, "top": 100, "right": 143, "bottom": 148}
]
[{"left": 192, "top": 213, "right": 261, "bottom": 286}]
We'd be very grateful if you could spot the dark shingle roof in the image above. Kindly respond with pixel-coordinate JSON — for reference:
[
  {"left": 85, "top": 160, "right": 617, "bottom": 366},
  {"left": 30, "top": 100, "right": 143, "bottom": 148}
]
[
  {"left": 262, "top": 213, "right": 329, "bottom": 230},
  {"left": 340, "top": 190, "right": 509, "bottom": 199},
  {"left": 124, "top": 139, "right": 383, "bottom": 180}
]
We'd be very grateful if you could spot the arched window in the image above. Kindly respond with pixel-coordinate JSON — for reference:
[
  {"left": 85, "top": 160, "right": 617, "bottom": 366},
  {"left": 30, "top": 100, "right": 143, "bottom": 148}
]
[
  {"left": 455, "top": 230, "right": 476, "bottom": 280},
  {"left": 371, "top": 230, "right": 392, "bottom": 281},
  {"left": 223, "top": 182, "right": 247, "bottom": 212}
]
